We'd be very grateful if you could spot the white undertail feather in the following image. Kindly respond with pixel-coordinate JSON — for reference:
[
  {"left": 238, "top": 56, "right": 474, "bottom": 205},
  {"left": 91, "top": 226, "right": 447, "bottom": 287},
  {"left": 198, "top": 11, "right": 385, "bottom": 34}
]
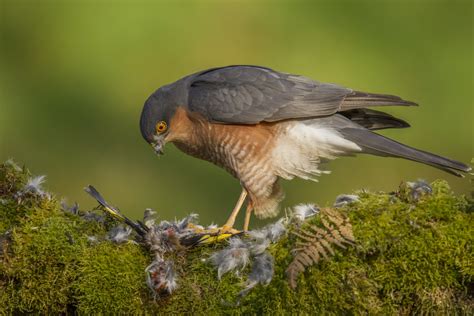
[
  {"left": 272, "top": 121, "right": 362, "bottom": 182},
  {"left": 251, "top": 182, "right": 285, "bottom": 219}
]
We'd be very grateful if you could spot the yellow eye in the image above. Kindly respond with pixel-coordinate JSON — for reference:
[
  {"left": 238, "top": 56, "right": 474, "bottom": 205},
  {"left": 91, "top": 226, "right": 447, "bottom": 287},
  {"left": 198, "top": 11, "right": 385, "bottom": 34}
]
[{"left": 155, "top": 121, "right": 167, "bottom": 134}]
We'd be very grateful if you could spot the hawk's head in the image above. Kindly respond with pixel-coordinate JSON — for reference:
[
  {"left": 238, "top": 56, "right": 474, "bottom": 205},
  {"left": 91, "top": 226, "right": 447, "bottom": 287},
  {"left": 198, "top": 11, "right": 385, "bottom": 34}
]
[{"left": 140, "top": 88, "right": 178, "bottom": 155}]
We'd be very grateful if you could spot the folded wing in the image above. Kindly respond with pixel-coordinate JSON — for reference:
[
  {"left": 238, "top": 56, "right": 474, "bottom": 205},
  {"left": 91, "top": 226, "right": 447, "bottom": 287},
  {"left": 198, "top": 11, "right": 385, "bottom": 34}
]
[{"left": 188, "top": 65, "right": 417, "bottom": 124}]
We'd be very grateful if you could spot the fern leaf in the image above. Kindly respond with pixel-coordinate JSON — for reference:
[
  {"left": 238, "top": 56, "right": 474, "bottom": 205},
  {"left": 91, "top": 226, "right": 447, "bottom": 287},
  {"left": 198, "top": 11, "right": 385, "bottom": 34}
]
[{"left": 286, "top": 208, "right": 356, "bottom": 289}]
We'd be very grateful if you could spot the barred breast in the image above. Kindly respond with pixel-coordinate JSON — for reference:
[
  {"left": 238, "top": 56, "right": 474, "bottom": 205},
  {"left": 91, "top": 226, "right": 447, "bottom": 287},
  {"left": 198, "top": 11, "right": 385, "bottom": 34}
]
[{"left": 167, "top": 107, "right": 284, "bottom": 218}]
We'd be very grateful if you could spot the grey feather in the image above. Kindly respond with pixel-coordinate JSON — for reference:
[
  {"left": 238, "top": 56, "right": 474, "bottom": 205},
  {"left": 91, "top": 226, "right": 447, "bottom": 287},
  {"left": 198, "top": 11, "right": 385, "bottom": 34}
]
[
  {"left": 334, "top": 194, "right": 360, "bottom": 208},
  {"left": 188, "top": 66, "right": 350, "bottom": 124},
  {"left": 340, "top": 108, "right": 410, "bottom": 130},
  {"left": 341, "top": 91, "right": 418, "bottom": 110},
  {"left": 339, "top": 128, "right": 471, "bottom": 177},
  {"left": 407, "top": 180, "right": 432, "bottom": 201},
  {"left": 239, "top": 252, "right": 274, "bottom": 297},
  {"left": 210, "top": 238, "right": 250, "bottom": 279},
  {"left": 186, "top": 66, "right": 417, "bottom": 124}
]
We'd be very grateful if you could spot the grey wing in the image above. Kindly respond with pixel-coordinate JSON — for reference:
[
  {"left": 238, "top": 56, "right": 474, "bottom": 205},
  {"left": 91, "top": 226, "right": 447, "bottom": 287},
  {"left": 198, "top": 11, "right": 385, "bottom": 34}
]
[
  {"left": 187, "top": 65, "right": 416, "bottom": 124},
  {"left": 187, "top": 66, "right": 350, "bottom": 124}
]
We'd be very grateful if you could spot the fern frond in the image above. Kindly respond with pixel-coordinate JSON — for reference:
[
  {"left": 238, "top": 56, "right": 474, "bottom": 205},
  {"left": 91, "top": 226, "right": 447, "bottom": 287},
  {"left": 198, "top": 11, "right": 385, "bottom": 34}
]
[{"left": 286, "top": 208, "right": 355, "bottom": 289}]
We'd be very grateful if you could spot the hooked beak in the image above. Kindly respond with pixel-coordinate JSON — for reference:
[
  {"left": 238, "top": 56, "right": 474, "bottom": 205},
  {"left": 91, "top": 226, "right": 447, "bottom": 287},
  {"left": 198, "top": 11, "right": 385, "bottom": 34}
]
[{"left": 151, "top": 136, "right": 166, "bottom": 156}]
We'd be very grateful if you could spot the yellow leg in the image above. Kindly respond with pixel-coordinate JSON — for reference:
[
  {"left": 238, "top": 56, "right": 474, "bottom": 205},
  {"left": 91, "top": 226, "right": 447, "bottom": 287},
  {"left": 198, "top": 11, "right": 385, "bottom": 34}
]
[
  {"left": 243, "top": 203, "right": 253, "bottom": 232},
  {"left": 223, "top": 188, "right": 247, "bottom": 229},
  {"left": 189, "top": 189, "right": 248, "bottom": 246}
]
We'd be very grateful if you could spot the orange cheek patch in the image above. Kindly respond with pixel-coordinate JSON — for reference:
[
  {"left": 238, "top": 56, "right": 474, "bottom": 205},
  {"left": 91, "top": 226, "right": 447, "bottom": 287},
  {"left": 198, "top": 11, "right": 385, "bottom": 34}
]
[{"left": 166, "top": 107, "right": 196, "bottom": 142}]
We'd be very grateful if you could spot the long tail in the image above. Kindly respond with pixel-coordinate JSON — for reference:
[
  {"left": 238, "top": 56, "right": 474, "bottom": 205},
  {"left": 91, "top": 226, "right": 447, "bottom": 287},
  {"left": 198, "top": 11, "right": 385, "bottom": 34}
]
[
  {"left": 341, "top": 91, "right": 418, "bottom": 110},
  {"left": 339, "top": 108, "right": 410, "bottom": 131},
  {"left": 84, "top": 185, "right": 148, "bottom": 236},
  {"left": 339, "top": 128, "right": 471, "bottom": 177}
]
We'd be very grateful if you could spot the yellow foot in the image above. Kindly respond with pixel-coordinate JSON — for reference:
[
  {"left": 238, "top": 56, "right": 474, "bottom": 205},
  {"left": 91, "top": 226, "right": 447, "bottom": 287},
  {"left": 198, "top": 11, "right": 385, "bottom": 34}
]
[
  {"left": 215, "top": 225, "right": 242, "bottom": 235},
  {"left": 180, "top": 224, "right": 242, "bottom": 247}
]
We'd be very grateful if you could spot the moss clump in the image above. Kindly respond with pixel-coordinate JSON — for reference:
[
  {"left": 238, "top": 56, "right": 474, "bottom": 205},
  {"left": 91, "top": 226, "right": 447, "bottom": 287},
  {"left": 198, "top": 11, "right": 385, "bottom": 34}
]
[
  {"left": 75, "top": 243, "right": 150, "bottom": 314},
  {"left": 0, "top": 161, "right": 473, "bottom": 314}
]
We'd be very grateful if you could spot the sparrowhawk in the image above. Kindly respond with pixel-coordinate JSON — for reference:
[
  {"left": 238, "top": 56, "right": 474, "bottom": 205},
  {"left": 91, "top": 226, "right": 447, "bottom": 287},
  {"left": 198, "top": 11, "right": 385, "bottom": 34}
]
[{"left": 140, "top": 65, "right": 470, "bottom": 232}]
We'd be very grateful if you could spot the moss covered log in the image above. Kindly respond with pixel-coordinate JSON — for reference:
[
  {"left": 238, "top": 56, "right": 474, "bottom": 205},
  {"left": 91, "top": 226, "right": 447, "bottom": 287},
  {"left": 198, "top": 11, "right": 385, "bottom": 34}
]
[{"left": 0, "top": 161, "right": 473, "bottom": 314}]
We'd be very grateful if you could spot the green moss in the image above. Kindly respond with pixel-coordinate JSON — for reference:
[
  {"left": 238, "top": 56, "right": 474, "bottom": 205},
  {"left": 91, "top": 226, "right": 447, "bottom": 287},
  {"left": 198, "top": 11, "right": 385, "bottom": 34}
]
[
  {"left": 75, "top": 242, "right": 150, "bottom": 314},
  {"left": 0, "top": 161, "right": 473, "bottom": 314},
  {"left": 0, "top": 161, "right": 29, "bottom": 232}
]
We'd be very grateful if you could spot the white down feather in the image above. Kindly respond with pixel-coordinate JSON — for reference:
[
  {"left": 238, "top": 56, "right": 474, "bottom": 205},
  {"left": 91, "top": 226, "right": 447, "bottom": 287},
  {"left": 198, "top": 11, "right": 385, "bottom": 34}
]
[{"left": 272, "top": 121, "right": 362, "bottom": 181}]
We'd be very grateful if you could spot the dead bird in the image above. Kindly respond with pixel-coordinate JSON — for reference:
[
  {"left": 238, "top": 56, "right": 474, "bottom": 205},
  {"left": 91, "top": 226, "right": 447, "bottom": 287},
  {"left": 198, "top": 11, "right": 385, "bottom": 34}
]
[
  {"left": 145, "top": 256, "right": 178, "bottom": 296},
  {"left": 83, "top": 185, "right": 285, "bottom": 298}
]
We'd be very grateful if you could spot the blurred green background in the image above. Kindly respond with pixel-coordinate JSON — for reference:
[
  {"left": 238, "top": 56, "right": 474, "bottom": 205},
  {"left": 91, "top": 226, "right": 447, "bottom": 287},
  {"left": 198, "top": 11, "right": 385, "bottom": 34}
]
[{"left": 1, "top": 0, "right": 472, "bottom": 228}]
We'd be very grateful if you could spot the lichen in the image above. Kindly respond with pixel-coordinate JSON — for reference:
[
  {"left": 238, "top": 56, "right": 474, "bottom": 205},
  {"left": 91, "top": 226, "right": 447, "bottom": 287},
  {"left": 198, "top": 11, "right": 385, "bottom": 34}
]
[{"left": 0, "top": 161, "right": 473, "bottom": 314}]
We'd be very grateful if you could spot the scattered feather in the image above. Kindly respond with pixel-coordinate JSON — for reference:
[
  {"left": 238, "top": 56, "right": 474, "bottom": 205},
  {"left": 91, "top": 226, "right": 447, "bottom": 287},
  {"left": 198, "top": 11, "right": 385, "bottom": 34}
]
[
  {"left": 248, "top": 218, "right": 287, "bottom": 244},
  {"left": 19, "top": 175, "right": 50, "bottom": 199},
  {"left": 333, "top": 194, "right": 359, "bottom": 208},
  {"left": 248, "top": 237, "right": 270, "bottom": 256},
  {"left": 87, "top": 236, "right": 99, "bottom": 244},
  {"left": 82, "top": 211, "right": 105, "bottom": 223},
  {"left": 239, "top": 252, "right": 274, "bottom": 297},
  {"left": 143, "top": 208, "right": 157, "bottom": 228},
  {"left": 207, "top": 223, "right": 218, "bottom": 230},
  {"left": 266, "top": 218, "right": 287, "bottom": 242},
  {"left": 247, "top": 218, "right": 286, "bottom": 255},
  {"left": 24, "top": 176, "right": 46, "bottom": 194},
  {"left": 292, "top": 203, "right": 319, "bottom": 222},
  {"left": 177, "top": 213, "right": 199, "bottom": 230},
  {"left": 210, "top": 238, "right": 250, "bottom": 279},
  {"left": 208, "top": 217, "right": 288, "bottom": 296},
  {"left": 5, "top": 158, "right": 22, "bottom": 172},
  {"left": 107, "top": 226, "right": 133, "bottom": 244},
  {"left": 61, "top": 200, "right": 80, "bottom": 215},
  {"left": 407, "top": 179, "right": 432, "bottom": 201}
]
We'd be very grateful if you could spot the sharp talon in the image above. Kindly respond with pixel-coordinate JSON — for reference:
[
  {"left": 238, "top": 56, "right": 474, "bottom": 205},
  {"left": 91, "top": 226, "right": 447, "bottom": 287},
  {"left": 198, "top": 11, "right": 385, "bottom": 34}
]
[{"left": 219, "top": 225, "right": 241, "bottom": 235}]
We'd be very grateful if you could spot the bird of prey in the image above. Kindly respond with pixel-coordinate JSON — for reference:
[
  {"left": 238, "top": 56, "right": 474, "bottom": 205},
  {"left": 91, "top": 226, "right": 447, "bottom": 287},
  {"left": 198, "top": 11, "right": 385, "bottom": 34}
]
[{"left": 140, "top": 65, "right": 470, "bottom": 232}]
